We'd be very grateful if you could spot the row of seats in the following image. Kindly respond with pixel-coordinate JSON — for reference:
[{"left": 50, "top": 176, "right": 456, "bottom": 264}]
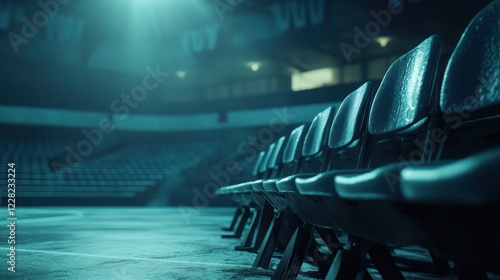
[
  {"left": 217, "top": 1, "right": 500, "bottom": 279},
  {"left": 0, "top": 139, "right": 221, "bottom": 205}
]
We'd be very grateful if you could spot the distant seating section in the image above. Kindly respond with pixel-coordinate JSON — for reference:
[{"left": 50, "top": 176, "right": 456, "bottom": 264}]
[
  {"left": 216, "top": 1, "right": 500, "bottom": 279},
  {"left": 0, "top": 139, "right": 220, "bottom": 205}
]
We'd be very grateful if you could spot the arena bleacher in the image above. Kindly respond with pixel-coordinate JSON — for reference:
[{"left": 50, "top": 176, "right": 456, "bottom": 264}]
[
  {"left": 217, "top": 1, "right": 500, "bottom": 279},
  {"left": 0, "top": 0, "right": 498, "bottom": 279}
]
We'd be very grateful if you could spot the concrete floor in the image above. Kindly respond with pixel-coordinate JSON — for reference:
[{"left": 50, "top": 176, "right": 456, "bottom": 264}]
[
  {"left": 0, "top": 207, "right": 275, "bottom": 280},
  {"left": 0, "top": 207, "right": 498, "bottom": 280}
]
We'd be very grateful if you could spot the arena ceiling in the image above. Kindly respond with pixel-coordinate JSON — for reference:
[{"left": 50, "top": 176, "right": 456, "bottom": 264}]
[{"left": 0, "top": 0, "right": 493, "bottom": 112}]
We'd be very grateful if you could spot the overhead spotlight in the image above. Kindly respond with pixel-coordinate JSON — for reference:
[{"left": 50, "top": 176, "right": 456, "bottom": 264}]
[
  {"left": 250, "top": 63, "right": 260, "bottom": 72},
  {"left": 176, "top": 71, "right": 186, "bottom": 78},
  {"left": 375, "top": 37, "right": 391, "bottom": 47}
]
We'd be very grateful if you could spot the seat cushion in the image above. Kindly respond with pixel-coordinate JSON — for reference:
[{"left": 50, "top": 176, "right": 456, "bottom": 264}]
[
  {"left": 251, "top": 179, "right": 265, "bottom": 192},
  {"left": 238, "top": 181, "right": 256, "bottom": 193},
  {"left": 296, "top": 169, "right": 364, "bottom": 196},
  {"left": 401, "top": 147, "right": 500, "bottom": 206},
  {"left": 216, "top": 186, "right": 229, "bottom": 195},
  {"left": 276, "top": 173, "right": 316, "bottom": 193},
  {"left": 262, "top": 179, "right": 279, "bottom": 192},
  {"left": 335, "top": 164, "right": 403, "bottom": 202},
  {"left": 319, "top": 164, "right": 430, "bottom": 245}
]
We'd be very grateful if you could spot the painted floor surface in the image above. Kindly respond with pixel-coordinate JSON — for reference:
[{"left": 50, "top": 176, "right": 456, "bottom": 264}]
[{"left": 0, "top": 207, "right": 498, "bottom": 280}]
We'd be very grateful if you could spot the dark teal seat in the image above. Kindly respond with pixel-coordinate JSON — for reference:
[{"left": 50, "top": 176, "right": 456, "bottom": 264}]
[{"left": 398, "top": 1, "right": 500, "bottom": 274}]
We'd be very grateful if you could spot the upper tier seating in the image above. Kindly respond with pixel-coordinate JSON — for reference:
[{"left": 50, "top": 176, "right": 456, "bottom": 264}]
[{"left": 0, "top": 139, "right": 220, "bottom": 205}]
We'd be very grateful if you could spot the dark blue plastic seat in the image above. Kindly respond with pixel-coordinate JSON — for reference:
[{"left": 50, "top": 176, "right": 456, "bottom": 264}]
[
  {"left": 261, "top": 125, "right": 307, "bottom": 211},
  {"left": 284, "top": 82, "right": 374, "bottom": 227},
  {"left": 274, "top": 106, "right": 335, "bottom": 195},
  {"left": 216, "top": 149, "right": 265, "bottom": 200},
  {"left": 328, "top": 34, "right": 443, "bottom": 245},
  {"left": 398, "top": 1, "right": 500, "bottom": 274}
]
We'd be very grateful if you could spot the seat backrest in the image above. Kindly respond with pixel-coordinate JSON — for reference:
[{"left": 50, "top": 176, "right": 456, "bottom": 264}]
[
  {"left": 366, "top": 35, "right": 443, "bottom": 167},
  {"left": 302, "top": 106, "right": 335, "bottom": 157},
  {"left": 329, "top": 82, "right": 374, "bottom": 150},
  {"left": 368, "top": 35, "right": 442, "bottom": 136},
  {"left": 281, "top": 124, "right": 307, "bottom": 175},
  {"left": 251, "top": 151, "right": 266, "bottom": 177},
  {"left": 282, "top": 125, "right": 307, "bottom": 165},
  {"left": 266, "top": 136, "right": 286, "bottom": 176},
  {"left": 327, "top": 82, "right": 375, "bottom": 169},
  {"left": 257, "top": 144, "right": 275, "bottom": 179},
  {"left": 441, "top": 0, "right": 500, "bottom": 116},
  {"left": 297, "top": 106, "right": 336, "bottom": 173},
  {"left": 436, "top": 1, "right": 500, "bottom": 159}
]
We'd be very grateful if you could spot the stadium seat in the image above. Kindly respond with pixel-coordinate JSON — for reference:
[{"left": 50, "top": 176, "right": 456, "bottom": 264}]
[
  {"left": 328, "top": 34, "right": 443, "bottom": 244},
  {"left": 290, "top": 35, "right": 443, "bottom": 278},
  {"left": 0, "top": 139, "right": 218, "bottom": 205},
  {"left": 236, "top": 138, "right": 289, "bottom": 252},
  {"left": 219, "top": 145, "right": 274, "bottom": 239},
  {"left": 264, "top": 106, "right": 337, "bottom": 279},
  {"left": 291, "top": 81, "right": 374, "bottom": 228},
  {"left": 251, "top": 125, "right": 309, "bottom": 270},
  {"left": 252, "top": 126, "right": 309, "bottom": 269},
  {"left": 271, "top": 106, "right": 336, "bottom": 209},
  {"left": 261, "top": 125, "right": 307, "bottom": 212},
  {"left": 398, "top": 0, "right": 500, "bottom": 275}
]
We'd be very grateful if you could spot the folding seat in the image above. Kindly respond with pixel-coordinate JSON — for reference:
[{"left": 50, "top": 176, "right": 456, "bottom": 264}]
[
  {"left": 234, "top": 138, "right": 290, "bottom": 252},
  {"left": 261, "top": 125, "right": 307, "bottom": 212},
  {"left": 266, "top": 83, "right": 392, "bottom": 278},
  {"left": 251, "top": 126, "right": 309, "bottom": 269},
  {"left": 217, "top": 147, "right": 271, "bottom": 237},
  {"left": 397, "top": 1, "right": 500, "bottom": 276},
  {"left": 290, "top": 35, "right": 443, "bottom": 278},
  {"left": 328, "top": 2, "right": 499, "bottom": 276},
  {"left": 310, "top": 34, "right": 443, "bottom": 243},
  {"left": 272, "top": 106, "right": 336, "bottom": 197},
  {"left": 255, "top": 106, "right": 338, "bottom": 279},
  {"left": 267, "top": 82, "right": 397, "bottom": 279},
  {"left": 217, "top": 148, "right": 267, "bottom": 204},
  {"left": 271, "top": 106, "right": 336, "bottom": 220},
  {"left": 216, "top": 151, "right": 266, "bottom": 231},
  {"left": 282, "top": 82, "right": 374, "bottom": 228}
]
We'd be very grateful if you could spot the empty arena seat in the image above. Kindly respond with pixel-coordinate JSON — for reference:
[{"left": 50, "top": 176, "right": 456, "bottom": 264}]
[
  {"left": 218, "top": 142, "right": 286, "bottom": 240},
  {"left": 222, "top": 143, "right": 275, "bottom": 206},
  {"left": 401, "top": 147, "right": 500, "bottom": 206},
  {"left": 288, "top": 34, "right": 441, "bottom": 248},
  {"left": 274, "top": 106, "right": 335, "bottom": 194},
  {"left": 400, "top": 150, "right": 500, "bottom": 275},
  {"left": 252, "top": 136, "right": 286, "bottom": 193},
  {"left": 256, "top": 107, "right": 337, "bottom": 279},
  {"left": 261, "top": 125, "right": 307, "bottom": 211},
  {"left": 288, "top": 82, "right": 374, "bottom": 227},
  {"left": 217, "top": 150, "right": 265, "bottom": 196},
  {"left": 398, "top": 0, "right": 500, "bottom": 275},
  {"left": 0, "top": 139, "right": 220, "bottom": 205}
]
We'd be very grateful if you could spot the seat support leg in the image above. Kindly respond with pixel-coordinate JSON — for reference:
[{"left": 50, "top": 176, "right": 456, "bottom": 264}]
[
  {"left": 271, "top": 223, "right": 313, "bottom": 280},
  {"left": 325, "top": 236, "right": 372, "bottom": 280},
  {"left": 429, "top": 250, "right": 450, "bottom": 275},
  {"left": 235, "top": 208, "right": 260, "bottom": 250},
  {"left": 222, "top": 206, "right": 251, "bottom": 238},
  {"left": 253, "top": 210, "right": 285, "bottom": 269},
  {"left": 368, "top": 242, "right": 404, "bottom": 280},
  {"left": 222, "top": 206, "right": 243, "bottom": 231}
]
